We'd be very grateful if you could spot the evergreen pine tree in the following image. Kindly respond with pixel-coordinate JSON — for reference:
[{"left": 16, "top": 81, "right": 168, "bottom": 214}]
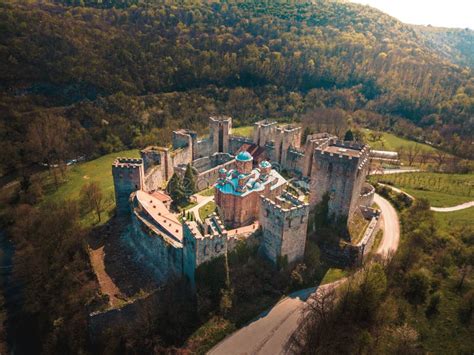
[
  {"left": 166, "top": 173, "right": 186, "bottom": 207},
  {"left": 344, "top": 129, "right": 354, "bottom": 141},
  {"left": 183, "top": 163, "right": 197, "bottom": 195}
]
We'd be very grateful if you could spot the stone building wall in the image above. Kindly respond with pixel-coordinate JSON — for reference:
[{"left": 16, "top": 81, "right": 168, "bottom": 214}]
[
  {"left": 215, "top": 188, "right": 261, "bottom": 228},
  {"left": 259, "top": 192, "right": 309, "bottom": 265},
  {"left": 112, "top": 158, "right": 144, "bottom": 216}
]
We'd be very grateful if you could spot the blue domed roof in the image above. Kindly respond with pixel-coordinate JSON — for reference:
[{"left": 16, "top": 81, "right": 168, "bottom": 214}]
[
  {"left": 236, "top": 151, "right": 253, "bottom": 161},
  {"left": 259, "top": 160, "right": 271, "bottom": 168}
]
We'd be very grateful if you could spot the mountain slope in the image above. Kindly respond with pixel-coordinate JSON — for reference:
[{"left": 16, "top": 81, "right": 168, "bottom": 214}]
[
  {"left": 413, "top": 25, "right": 474, "bottom": 69},
  {"left": 0, "top": 0, "right": 472, "bottom": 174}
]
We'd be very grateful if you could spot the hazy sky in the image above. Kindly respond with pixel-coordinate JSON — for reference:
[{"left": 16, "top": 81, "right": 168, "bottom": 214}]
[{"left": 349, "top": 0, "right": 474, "bottom": 29}]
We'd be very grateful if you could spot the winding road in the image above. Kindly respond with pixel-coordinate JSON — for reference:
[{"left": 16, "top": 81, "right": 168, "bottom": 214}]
[
  {"left": 208, "top": 193, "right": 400, "bottom": 355},
  {"left": 378, "top": 183, "right": 474, "bottom": 213}
]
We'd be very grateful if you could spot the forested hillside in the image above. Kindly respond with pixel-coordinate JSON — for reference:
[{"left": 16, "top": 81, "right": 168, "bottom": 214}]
[
  {"left": 0, "top": 0, "right": 473, "bottom": 175},
  {"left": 414, "top": 26, "right": 474, "bottom": 69}
]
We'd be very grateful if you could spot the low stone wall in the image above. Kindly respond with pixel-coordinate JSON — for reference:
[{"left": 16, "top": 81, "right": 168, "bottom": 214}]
[{"left": 355, "top": 214, "right": 380, "bottom": 263}]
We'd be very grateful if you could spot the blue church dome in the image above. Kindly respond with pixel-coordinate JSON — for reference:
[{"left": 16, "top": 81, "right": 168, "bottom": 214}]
[{"left": 236, "top": 151, "right": 253, "bottom": 161}]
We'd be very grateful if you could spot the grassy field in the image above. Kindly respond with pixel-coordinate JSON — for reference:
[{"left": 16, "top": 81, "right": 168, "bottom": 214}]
[
  {"left": 198, "top": 186, "right": 215, "bottom": 196},
  {"left": 435, "top": 207, "right": 474, "bottom": 232},
  {"left": 185, "top": 316, "right": 236, "bottom": 354},
  {"left": 232, "top": 125, "right": 253, "bottom": 138},
  {"left": 363, "top": 129, "right": 438, "bottom": 153},
  {"left": 320, "top": 268, "right": 348, "bottom": 285},
  {"left": 43, "top": 149, "right": 140, "bottom": 225},
  {"left": 370, "top": 172, "right": 474, "bottom": 207},
  {"left": 199, "top": 201, "right": 217, "bottom": 221}
]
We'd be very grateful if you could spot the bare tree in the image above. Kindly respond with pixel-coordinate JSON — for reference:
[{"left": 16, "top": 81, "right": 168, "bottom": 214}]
[
  {"left": 418, "top": 151, "right": 431, "bottom": 166},
  {"left": 302, "top": 108, "right": 348, "bottom": 138},
  {"left": 27, "top": 113, "right": 70, "bottom": 188},
  {"left": 405, "top": 144, "right": 421, "bottom": 166},
  {"left": 80, "top": 182, "right": 105, "bottom": 222},
  {"left": 286, "top": 287, "right": 338, "bottom": 354},
  {"left": 433, "top": 150, "right": 448, "bottom": 171}
]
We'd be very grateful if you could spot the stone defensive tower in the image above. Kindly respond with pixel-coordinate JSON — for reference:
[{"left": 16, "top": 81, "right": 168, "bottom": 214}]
[
  {"left": 173, "top": 129, "right": 198, "bottom": 160},
  {"left": 274, "top": 125, "right": 301, "bottom": 169},
  {"left": 260, "top": 192, "right": 309, "bottom": 266},
  {"left": 112, "top": 158, "right": 145, "bottom": 216},
  {"left": 310, "top": 141, "right": 370, "bottom": 219},
  {"left": 209, "top": 116, "right": 232, "bottom": 154},
  {"left": 253, "top": 120, "right": 277, "bottom": 147},
  {"left": 183, "top": 214, "right": 228, "bottom": 288}
]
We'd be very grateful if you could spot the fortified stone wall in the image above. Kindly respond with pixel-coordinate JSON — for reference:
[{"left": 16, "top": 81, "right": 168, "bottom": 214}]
[
  {"left": 285, "top": 149, "right": 305, "bottom": 175},
  {"left": 310, "top": 141, "right": 370, "bottom": 219},
  {"left": 253, "top": 120, "right": 277, "bottom": 147},
  {"left": 209, "top": 116, "right": 232, "bottom": 154},
  {"left": 259, "top": 192, "right": 309, "bottom": 265},
  {"left": 112, "top": 158, "right": 144, "bottom": 216},
  {"left": 126, "top": 212, "right": 183, "bottom": 285},
  {"left": 302, "top": 133, "right": 335, "bottom": 177},
  {"left": 195, "top": 138, "right": 211, "bottom": 159},
  {"left": 183, "top": 215, "right": 228, "bottom": 287},
  {"left": 274, "top": 125, "right": 301, "bottom": 169},
  {"left": 229, "top": 136, "right": 253, "bottom": 155},
  {"left": 359, "top": 183, "right": 375, "bottom": 208},
  {"left": 140, "top": 147, "right": 174, "bottom": 190},
  {"left": 354, "top": 209, "right": 380, "bottom": 265}
]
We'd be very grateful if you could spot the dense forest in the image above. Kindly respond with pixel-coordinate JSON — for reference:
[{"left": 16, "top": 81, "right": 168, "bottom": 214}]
[{"left": 0, "top": 0, "right": 473, "bottom": 176}]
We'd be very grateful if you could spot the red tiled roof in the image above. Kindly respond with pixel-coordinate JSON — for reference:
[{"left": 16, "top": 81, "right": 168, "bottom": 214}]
[
  {"left": 237, "top": 143, "right": 267, "bottom": 161},
  {"left": 151, "top": 190, "right": 172, "bottom": 202}
]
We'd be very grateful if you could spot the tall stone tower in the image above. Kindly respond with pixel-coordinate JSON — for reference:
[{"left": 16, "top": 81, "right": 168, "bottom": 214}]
[
  {"left": 112, "top": 158, "right": 144, "bottom": 216},
  {"left": 253, "top": 120, "right": 277, "bottom": 147},
  {"left": 209, "top": 116, "right": 232, "bottom": 154},
  {"left": 274, "top": 125, "right": 301, "bottom": 170},
  {"left": 183, "top": 214, "right": 228, "bottom": 289},
  {"left": 259, "top": 192, "right": 309, "bottom": 266},
  {"left": 310, "top": 141, "right": 370, "bottom": 220}
]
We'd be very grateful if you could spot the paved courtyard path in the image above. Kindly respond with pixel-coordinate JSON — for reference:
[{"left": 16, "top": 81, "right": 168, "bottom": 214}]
[{"left": 208, "top": 193, "right": 400, "bottom": 355}]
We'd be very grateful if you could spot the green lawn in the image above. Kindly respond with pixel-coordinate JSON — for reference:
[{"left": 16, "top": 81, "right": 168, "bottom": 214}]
[
  {"left": 363, "top": 129, "right": 438, "bottom": 153},
  {"left": 320, "top": 268, "right": 348, "bottom": 285},
  {"left": 43, "top": 149, "right": 139, "bottom": 225},
  {"left": 435, "top": 208, "right": 474, "bottom": 233},
  {"left": 348, "top": 210, "right": 370, "bottom": 244},
  {"left": 370, "top": 172, "right": 474, "bottom": 207},
  {"left": 198, "top": 186, "right": 215, "bottom": 196},
  {"left": 232, "top": 125, "right": 253, "bottom": 138},
  {"left": 185, "top": 316, "right": 236, "bottom": 355},
  {"left": 199, "top": 201, "right": 217, "bottom": 221}
]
